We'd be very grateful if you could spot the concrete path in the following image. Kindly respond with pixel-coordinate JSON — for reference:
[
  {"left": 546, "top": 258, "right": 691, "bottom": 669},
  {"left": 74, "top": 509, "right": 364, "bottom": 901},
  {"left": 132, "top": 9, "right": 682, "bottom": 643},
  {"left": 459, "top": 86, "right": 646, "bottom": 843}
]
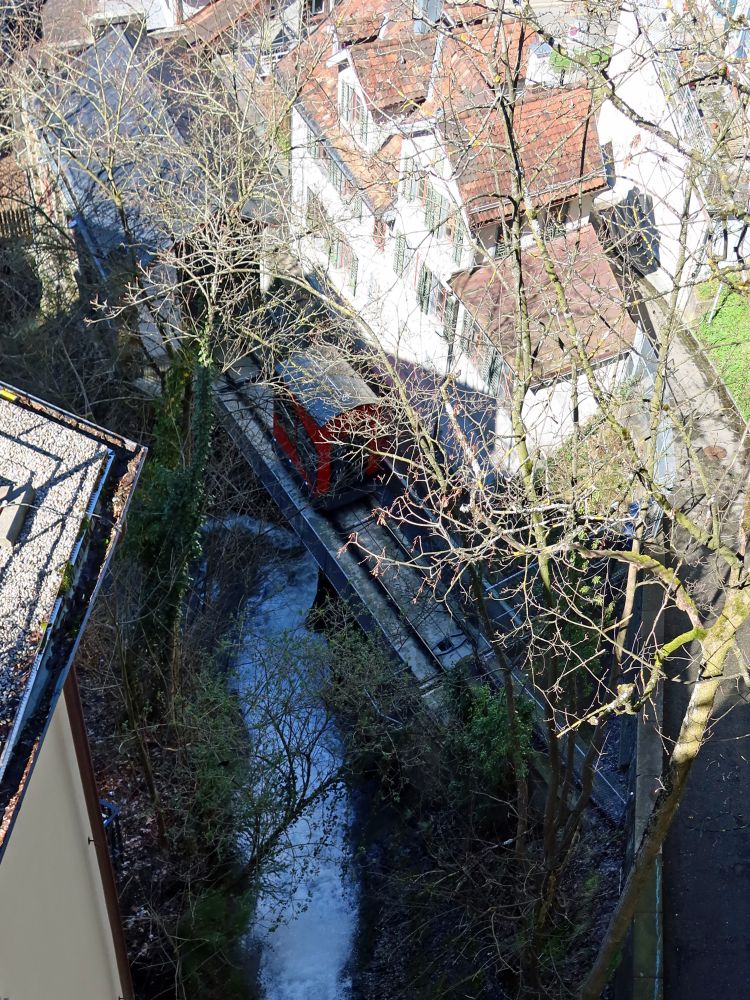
[{"left": 641, "top": 289, "right": 750, "bottom": 1000}]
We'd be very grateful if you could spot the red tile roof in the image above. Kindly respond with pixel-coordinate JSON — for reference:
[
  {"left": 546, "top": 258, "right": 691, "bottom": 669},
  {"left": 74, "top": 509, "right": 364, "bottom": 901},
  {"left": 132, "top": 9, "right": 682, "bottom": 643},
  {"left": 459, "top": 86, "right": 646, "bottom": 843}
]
[
  {"left": 348, "top": 33, "right": 437, "bottom": 111},
  {"left": 277, "top": 28, "right": 404, "bottom": 213},
  {"left": 184, "top": 0, "right": 264, "bottom": 44},
  {"left": 279, "top": 6, "right": 603, "bottom": 224},
  {"left": 425, "top": 20, "right": 534, "bottom": 113},
  {"left": 451, "top": 225, "right": 637, "bottom": 383},
  {"left": 442, "top": 87, "right": 606, "bottom": 226}
]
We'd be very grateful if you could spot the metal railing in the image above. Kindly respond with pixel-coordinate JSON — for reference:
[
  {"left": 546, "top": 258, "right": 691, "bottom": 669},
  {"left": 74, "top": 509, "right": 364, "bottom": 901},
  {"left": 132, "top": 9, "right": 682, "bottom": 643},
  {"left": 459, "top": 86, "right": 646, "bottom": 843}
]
[
  {"left": 100, "top": 799, "right": 124, "bottom": 872},
  {"left": 656, "top": 46, "right": 714, "bottom": 160}
]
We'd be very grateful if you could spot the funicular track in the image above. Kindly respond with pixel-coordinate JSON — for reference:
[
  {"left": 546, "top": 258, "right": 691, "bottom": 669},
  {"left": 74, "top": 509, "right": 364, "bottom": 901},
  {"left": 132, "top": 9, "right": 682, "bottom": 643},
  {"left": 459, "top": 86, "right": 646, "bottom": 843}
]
[{"left": 213, "top": 372, "right": 628, "bottom": 823}]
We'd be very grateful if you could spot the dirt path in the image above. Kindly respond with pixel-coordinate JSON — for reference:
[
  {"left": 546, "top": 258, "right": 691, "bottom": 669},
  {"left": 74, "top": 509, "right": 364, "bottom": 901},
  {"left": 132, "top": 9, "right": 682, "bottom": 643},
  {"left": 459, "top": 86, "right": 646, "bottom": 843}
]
[{"left": 643, "top": 288, "right": 750, "bottom": 999}]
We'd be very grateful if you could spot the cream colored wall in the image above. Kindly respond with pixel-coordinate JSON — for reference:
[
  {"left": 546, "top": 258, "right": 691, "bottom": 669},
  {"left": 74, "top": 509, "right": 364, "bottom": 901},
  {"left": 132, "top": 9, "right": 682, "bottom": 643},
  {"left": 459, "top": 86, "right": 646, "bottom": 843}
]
[{"left": 0, "top": 696, "right": 126, "bottom": 1000}]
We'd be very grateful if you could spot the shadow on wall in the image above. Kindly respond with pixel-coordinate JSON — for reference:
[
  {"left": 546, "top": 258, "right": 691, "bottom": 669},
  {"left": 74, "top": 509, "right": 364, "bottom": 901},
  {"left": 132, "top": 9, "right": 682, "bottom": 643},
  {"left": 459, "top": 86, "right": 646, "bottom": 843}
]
[
  {"left": 0, "top": 244, "right": 43, "bottom": 331},
  {"left": 597, "top": 188, "right": 661, "bottom": 276}
]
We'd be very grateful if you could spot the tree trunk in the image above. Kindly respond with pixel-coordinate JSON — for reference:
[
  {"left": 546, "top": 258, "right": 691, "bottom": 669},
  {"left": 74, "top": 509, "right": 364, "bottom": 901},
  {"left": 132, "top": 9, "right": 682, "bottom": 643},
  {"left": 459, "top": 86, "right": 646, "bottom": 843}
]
[{"left": 579, "top": 586, "right": 748, "bottom": 999}]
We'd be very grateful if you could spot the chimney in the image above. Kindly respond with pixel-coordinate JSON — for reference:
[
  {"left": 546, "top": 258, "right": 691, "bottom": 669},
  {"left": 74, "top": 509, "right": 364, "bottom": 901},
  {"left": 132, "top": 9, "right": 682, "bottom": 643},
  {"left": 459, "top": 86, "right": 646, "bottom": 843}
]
[{"left": 413, "top": 0, "right": 443, "bottom": 34}]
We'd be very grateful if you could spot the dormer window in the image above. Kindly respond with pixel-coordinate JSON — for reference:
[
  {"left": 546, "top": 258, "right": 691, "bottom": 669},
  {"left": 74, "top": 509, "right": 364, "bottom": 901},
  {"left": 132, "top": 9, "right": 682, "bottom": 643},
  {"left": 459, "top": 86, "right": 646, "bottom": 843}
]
[
  {"left": 403, "top": 159, "right": 428, "bottom": 203},
  {"left": 340, "top": 80, "right": 369, "bottom": 145}
]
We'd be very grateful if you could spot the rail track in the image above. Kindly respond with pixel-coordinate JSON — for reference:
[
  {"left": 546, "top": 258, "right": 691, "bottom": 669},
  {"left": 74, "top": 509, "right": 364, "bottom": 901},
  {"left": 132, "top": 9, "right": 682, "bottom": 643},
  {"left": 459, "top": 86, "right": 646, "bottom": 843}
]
[{"left": 213, "top": 368, "right": 628, "bottom": 822}]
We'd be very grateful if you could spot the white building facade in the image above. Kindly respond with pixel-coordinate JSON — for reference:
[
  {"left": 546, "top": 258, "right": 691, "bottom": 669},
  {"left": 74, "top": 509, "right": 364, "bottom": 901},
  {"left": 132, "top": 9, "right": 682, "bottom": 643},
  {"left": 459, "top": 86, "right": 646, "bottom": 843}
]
[
  {"left": 595, "top": 0, "right": 750, "bottom": 309},
  {"left": 284, "top": 0, "right": 644, "bottom": 460}
]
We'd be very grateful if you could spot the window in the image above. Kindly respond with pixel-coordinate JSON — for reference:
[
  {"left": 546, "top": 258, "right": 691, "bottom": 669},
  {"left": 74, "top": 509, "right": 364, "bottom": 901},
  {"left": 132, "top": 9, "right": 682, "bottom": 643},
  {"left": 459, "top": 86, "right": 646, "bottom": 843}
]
[
  {"left": 306, "top": 189, "right": 327, "bottom": 234},
  {"left": 308, "top": 0, "right": 324, "bottom": 14},
  {"left": 373, "top": 217, "right": 387, "bottom": 251},
  {"left": 483, "top": 347, "right": 503, "bottom": 395},
  {"left": 425, "top": 184, "right": 456, "bottom": 239},
  {"left": 462, "top": 322, "right": 508, "bottom": 397},
  {"left": 403, "top": 159, "right": 419, "bottom": 201},
  {"left": 340, "top": 80, "right": 370, "bottom": 144},
  {"left": 305, "top": 121, "right": 317, "bottom": 155},
  {"left": 416, "top": 263, "right": 455, "bottom": 336},
  {"left": 327, "top": 153, "right": 345, "bottom": 194},
  {"left": 329, "top": 235, "right": 359, "bottom": 294},
  {"left": 494, "top": 239, "right": 513, "bottom": 260},
  {"left": 403, "top": 158, "right": 431, "bottom": 204},
  {"left": 459, "top": 315, "right": 479, "bottom": 354}
]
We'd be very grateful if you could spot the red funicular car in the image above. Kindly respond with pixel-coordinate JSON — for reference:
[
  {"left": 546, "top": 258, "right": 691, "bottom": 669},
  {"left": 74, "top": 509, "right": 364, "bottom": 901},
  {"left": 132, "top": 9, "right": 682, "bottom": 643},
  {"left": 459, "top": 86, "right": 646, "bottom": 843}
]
[{"left": 273, "top": 346, "right": 383, "bottom": 505}]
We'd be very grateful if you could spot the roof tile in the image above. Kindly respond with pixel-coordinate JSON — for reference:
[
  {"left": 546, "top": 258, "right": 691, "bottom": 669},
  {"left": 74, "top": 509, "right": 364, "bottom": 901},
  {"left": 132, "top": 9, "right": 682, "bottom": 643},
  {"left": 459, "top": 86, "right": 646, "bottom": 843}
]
[{"left": 451, "top": 225, "right": 638, "bottom": 383}]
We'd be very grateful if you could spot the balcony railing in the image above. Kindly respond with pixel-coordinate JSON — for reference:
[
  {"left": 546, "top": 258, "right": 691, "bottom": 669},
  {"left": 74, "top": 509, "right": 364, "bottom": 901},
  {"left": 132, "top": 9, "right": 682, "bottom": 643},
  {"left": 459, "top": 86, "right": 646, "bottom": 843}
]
[{"left": 656, "top": 46, "right": 714, "bottom": 160}]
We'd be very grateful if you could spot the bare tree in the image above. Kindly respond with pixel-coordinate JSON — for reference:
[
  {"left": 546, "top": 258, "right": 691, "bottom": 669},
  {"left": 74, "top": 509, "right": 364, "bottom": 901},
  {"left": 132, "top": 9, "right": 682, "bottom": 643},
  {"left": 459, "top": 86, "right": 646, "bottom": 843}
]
[{"left": 4, "top": 0, "right": 750, "bottom": 995}]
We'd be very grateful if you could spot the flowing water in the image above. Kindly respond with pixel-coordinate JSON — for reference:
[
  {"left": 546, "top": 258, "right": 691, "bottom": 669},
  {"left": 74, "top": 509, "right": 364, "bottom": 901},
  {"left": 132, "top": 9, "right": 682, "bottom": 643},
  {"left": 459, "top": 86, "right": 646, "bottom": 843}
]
[{"left": 227, "top": 518, "right": 358, "bottom": 1000}]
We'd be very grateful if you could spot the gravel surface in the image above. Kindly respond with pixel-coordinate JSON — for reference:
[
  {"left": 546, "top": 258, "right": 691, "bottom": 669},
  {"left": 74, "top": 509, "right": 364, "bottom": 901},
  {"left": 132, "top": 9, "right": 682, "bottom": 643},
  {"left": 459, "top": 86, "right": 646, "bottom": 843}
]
[{"left": 0, "top": 396, "right": 108, "bottom": 758}]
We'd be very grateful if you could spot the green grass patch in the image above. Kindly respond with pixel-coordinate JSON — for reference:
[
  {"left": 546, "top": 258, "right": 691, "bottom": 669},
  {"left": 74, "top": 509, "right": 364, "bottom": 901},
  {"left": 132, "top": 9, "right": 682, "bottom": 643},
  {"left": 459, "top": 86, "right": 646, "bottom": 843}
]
[
  {"left": 695, "top": 278, "right": 721, "bottom": 302},
  {"left": 550, "top": 46, "right": 611, "bottom": 72},
  {"left": 696, "top": 289, "right": 750, "bottom": 420}
]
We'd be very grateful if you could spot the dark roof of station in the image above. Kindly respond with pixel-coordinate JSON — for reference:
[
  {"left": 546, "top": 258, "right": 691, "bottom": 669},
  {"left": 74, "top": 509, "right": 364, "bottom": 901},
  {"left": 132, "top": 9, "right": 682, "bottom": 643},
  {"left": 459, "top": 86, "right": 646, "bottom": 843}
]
[{"left": 0, "top": 382, "right": 145, "bottom": 863}]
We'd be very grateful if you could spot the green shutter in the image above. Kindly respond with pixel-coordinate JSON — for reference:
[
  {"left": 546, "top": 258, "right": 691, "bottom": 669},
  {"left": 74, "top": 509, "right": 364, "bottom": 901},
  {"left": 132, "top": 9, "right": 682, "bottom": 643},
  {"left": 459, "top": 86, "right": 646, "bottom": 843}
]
[
  {"left": 394, "top": 234, "right": 406, "bottom": 275},
  {"left": 443, "top": 296, "right": 459, "bottom": 340},
  {"left": 477, "top": 333, "right": 493, "bottom": 382},
  {"left": 417, "top": 264, "right": 431, "bottom": 312},
  {"left": 425, "top": 186, "right": 437, "bottom": 231},
  {"left": 350, "top": 255, "right": 359, "bottom": 294},
  {"left": 452, "top": 223, "right": 464, "bottom": 265},
  {"left": 359, "top": 109, "right": 369, "bottom": 144},
  {"left": 458, "top": 314, "right": 472, "bottom": 353},
  {"left": 436, "top": 193, "right": 448, "bottom": 236},
  {"left": 341, "top": 81, "right": 351, "bottom": 121}
]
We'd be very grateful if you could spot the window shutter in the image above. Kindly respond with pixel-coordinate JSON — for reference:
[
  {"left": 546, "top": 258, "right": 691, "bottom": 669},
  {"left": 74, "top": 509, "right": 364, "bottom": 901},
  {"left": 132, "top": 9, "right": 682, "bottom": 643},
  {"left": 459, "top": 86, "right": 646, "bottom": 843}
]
[
  {"left": 458, "top": 314, "right": 473, "bottom": 353},
  {"left": 359, "top": 109, "right": 369, "bottom": 145},
  {"left": 394, "top": 234, "right": 406, "bottom": 275},
  {"left": 477, "top": 334, "right": 493, "bottom": 382},
  {"left": 487, "top": 351, "right": 501, "bottom": 395},
  {"left": 437, "top": 193, "right": 449, "bottom": 236},
  {"left": 350, "top": 255, "right": 359, "bottom": 295},
  {"left": 417, "top": 264, "right": 430, "bottom": 312},
  {"left": 425, "top": 186, "right": 437, "bottom": 231},
  {"left": 341, "top": 81, "right": 351, "bottom": 121},
  {"left": 443, "top": 296, "right": 459, "bottom": 341},
  {"left": 452, "top": 223, "right": 464, "bottom": 265}
]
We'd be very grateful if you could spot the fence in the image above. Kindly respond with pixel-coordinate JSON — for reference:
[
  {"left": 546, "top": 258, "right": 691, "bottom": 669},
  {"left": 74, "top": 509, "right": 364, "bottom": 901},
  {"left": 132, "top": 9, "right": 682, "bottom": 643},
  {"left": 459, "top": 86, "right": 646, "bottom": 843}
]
[{"left": 0, "top": 207, "right": 33, "bottom": 242}]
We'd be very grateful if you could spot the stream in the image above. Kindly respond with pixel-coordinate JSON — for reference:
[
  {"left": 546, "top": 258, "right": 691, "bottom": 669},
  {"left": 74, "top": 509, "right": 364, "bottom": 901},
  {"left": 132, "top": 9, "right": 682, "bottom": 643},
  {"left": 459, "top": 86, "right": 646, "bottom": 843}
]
[{"left": 227, "top": 518, "right": 358, "bottom": 1000}]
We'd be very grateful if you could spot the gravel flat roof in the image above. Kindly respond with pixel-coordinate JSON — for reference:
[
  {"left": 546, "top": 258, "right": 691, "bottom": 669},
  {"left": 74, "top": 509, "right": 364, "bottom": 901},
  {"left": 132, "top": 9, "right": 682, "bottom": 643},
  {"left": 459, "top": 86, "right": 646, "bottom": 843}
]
[{"left": 0, "top": 395, "right": 109, "bottom": 761}]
